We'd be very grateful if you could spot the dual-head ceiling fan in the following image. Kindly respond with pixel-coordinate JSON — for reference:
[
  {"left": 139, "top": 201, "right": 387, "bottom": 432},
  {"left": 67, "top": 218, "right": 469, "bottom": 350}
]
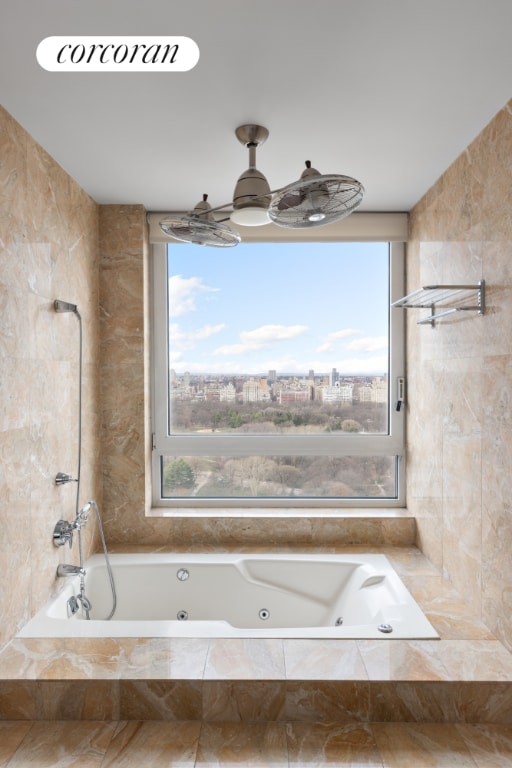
[{"left": 159, "top": 124, "right": 365, "bottom": 247}]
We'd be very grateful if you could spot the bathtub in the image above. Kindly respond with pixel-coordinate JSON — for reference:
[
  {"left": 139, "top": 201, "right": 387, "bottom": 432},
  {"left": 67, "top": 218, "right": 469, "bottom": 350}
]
[{"left": 18, "top": 553, "right": 438, "bottom": 640}]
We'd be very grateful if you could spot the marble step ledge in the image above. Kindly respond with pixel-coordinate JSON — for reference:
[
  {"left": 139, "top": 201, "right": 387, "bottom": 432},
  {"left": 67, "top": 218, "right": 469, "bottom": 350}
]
[
  {"left": 2, "top": 678, "right": 512, "bottom": 723},
  {"left": 2, "top": 636, "right": 512, "bottom": 684},
  {"left": 2, "top": 635, "right": 512, "bottom": 723},
  {"left": 3, "top": 721, "right": 512, "bottom": 767}
]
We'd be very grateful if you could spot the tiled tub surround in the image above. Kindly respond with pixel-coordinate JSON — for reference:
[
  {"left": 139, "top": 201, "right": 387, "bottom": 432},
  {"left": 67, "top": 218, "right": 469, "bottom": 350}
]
[{"left": 2, "top": 545, "right": 512, "bottom": 726}]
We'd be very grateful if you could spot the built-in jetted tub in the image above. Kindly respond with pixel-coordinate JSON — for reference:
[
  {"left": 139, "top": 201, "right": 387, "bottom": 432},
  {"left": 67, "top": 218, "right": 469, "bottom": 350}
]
[{"left": 18, "top": 553, "right": 438, "bottom": 640}]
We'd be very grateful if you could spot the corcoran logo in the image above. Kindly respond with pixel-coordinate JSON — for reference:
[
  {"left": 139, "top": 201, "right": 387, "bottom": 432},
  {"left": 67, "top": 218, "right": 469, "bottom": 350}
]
[{"left": 37, "top": 36, "right": 199, "bottom": 72}]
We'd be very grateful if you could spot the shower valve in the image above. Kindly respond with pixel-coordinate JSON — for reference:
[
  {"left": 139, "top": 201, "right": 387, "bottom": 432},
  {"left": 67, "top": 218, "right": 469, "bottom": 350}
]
[{"left": 53, "top": 519, "right": 74, "bottom": 548}]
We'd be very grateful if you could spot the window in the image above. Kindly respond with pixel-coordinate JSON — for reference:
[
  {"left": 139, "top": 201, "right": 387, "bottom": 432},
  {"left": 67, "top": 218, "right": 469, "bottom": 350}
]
[{"left": 150, "top": 218, "right": 405, "bottom": 509}]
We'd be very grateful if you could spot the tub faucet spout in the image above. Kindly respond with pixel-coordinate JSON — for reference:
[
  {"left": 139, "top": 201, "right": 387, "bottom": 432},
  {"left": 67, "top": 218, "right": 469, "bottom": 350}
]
[{"left": 57, "top": 564, "right": 85, "bottom": 577}]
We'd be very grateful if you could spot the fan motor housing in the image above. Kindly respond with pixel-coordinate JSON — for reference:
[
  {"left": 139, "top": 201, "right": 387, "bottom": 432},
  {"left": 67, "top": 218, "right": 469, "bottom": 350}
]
[{"left": 232, "top": 168, "right": 271, "bottom": 212}]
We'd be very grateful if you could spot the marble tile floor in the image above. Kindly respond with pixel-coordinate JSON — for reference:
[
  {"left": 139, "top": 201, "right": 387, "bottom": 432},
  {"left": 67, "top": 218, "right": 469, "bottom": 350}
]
[{"left": 2, "top": 720, "right": 512, "bottom": 766}]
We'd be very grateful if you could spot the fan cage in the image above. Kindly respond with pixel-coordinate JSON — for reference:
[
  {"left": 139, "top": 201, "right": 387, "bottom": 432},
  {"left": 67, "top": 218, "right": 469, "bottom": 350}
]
[
  {"left": 268, "top": 175, "right": 365, "bottom": 229},
  {"left": 159, "top": 216, "right": 241, "bottom": 247}
]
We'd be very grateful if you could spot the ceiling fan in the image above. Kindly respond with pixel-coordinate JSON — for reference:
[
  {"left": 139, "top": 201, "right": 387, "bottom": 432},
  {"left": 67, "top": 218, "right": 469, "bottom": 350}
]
[{"left": 159, "top": 124, "right": 365, "bottom": 247}]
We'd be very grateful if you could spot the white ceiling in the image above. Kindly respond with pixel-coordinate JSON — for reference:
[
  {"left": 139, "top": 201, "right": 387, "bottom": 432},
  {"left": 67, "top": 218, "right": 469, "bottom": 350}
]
[{"left": 1, "top": 0, "right": 511, "bottom": 214}]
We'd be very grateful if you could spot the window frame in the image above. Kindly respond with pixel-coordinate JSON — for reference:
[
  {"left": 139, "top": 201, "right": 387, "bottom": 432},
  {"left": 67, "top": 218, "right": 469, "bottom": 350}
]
[{"left": 149, "top": 222, "right": 406, "bottom": 509}]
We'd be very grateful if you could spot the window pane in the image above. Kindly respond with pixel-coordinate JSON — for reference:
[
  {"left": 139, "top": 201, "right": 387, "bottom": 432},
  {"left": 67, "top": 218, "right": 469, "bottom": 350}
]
[
  {"left": 167, "top": 242, "right": 389, "bottom": 437},
  {"left": 161, "top": 455, "right": 397, "bottom": 499}
]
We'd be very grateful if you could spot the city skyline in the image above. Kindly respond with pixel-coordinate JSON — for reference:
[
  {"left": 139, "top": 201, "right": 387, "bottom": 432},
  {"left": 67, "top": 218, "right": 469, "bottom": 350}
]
[
  {"left": 167, "top": 241, "right": 389, "bottom": 376},
  {"left": 171, "top": 369, "right": 387, "bottom": 381}
]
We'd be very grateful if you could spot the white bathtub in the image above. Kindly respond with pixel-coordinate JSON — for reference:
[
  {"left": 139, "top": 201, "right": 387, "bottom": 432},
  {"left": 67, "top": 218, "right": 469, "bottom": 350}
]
[{"left": 18, "top": 553, "right": 438, "bottom": 640}]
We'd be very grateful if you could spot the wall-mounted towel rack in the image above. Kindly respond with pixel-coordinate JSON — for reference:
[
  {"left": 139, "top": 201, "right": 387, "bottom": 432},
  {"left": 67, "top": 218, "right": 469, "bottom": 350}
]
[{"left": 391, "top": 280, "right": 485, "bottom": 327}]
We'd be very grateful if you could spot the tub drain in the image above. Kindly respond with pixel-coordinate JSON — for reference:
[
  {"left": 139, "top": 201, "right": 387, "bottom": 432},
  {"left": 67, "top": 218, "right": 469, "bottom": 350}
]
[
  {"left": 378, "top": 623, "right": 393, "bottom": 634},
  {"left": 259, "top": 608, "right": 270, "bottom": 621},
  {"left": 335, "top": 616, "right": 344, "bottom": 626},
  {"left": 177, "top": 610, "right": 189, "bottom": 621}
]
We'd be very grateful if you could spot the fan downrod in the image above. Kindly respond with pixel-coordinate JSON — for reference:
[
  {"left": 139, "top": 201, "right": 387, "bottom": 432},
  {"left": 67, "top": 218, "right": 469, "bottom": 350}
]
[{"left": 235, "top": 124, "right": 269, "bottom": 147}]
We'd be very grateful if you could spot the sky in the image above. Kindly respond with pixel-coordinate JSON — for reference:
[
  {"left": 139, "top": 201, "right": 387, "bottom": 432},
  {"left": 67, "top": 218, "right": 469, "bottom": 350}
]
[{"left": 167, "top": 241, "right": 389, "bottom": 377}]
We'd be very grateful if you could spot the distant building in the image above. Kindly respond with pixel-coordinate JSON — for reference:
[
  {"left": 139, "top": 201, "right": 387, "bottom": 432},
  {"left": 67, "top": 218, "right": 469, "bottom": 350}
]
[
  {"left": 358, "top": 385, "right": 373, "bottom": 402},
  {"left": 279, "top": 389, "right": 312, "bottom": 404},
  {"left": 370, "top": 377, "right": 387, "bottom": 403},
  {"left": 321, "top": 381, "right": 353, "bottom": 403},
  {"left": 205, "top": 384, "right": 222, "bottom": 401},
  {"left": 243, "top": 378, "right": 270, "bottom": 403},
  {"left": 357, "top": 378, "right": 387, "bottom": 403},
  {"left": 220, "top": 382, "right": 236, "bottom": 401}
]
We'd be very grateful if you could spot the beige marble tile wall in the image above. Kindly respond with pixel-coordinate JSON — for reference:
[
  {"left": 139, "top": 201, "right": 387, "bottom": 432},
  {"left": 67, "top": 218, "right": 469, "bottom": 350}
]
[
  {"left": 0, "top": 105, "right": 102, "bottom": 649},
  {"left": 98, "top": 204, "right": 152, "bottom": 541},
  {"left": 407, "top": 99, "right": 512, "bottom": 650},
  {"left": 97, "top": 209, "right": 417, "bottom": 552}
]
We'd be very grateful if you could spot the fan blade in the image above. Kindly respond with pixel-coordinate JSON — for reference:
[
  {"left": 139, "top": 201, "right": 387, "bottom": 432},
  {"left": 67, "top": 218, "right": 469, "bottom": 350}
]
[{"left": 277, "top": 192, "right": 305, "bottom": 211}]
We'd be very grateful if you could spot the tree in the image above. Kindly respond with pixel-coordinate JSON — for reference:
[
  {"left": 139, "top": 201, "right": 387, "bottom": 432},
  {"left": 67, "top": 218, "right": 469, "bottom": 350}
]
[
  {"left": 225, "top": 456, "right": 277, "bottom": 496},
  {"left": 228, "top": 409, "right": 243, "bottom": 429},
  {"left": 164, "top": 458, "right": 196, "bottom": 491},
  {"left": 341, "top": 419, "right": 362, "bottom": 432},
  {"left": 273, "top": 464, "right": 301, "bottom": 493}
]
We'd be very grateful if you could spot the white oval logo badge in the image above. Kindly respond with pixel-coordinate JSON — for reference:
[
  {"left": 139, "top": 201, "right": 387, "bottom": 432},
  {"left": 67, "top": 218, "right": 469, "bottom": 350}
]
[{"left": 37, "top": 36, "right": 199, "bottom": 72}]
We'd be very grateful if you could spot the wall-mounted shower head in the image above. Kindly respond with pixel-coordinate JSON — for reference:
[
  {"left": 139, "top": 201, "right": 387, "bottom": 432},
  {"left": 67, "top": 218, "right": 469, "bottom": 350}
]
[{"left": 54, "top": 299, "right": 78, "bottom": 313}]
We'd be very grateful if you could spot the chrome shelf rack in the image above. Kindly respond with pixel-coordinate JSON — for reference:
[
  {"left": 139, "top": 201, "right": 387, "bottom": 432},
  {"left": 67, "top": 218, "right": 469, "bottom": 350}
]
[{"left": 391, "top": 280, "right": 485, "bottom": 327}]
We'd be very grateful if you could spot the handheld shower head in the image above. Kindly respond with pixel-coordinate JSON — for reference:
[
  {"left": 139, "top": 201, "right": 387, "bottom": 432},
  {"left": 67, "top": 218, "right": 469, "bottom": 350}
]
[
  {"left": 76, "top": 500, "right": 94, "bottom": 525},
  {"left": 54, "top": 299, "right": 78, "bottom": 313},
  {"left": 79, "top": 501, "right": 91, "bottom": 516}
]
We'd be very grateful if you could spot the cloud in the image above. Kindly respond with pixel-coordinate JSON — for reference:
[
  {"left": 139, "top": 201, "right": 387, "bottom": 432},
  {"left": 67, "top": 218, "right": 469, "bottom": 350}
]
[
  {"left": 332, "top": 356, "right": 388, "bottom": 374},
  {"left": 169, "top": 322, "right": 225, "bottom": 361},
  {"left": 317, "top": 328, "right": 362, "bottom": 353},
  {"left": 346, "top": 336, "right": 388, "bottom": 353},
  {"left": 172, "top": 354, "right": 388, "bottom": 376},
  {"left": 192, "top": 324, "right": 225, "bottom": 340},
  {"left": 169, "top": 323, "right": 225, "bottom": 342},
  {"left": 214, "top": 324, "right": 308, "bottom": 356},
  {"left": 169, "top": 274, "right": 219, "bottom": 317}
]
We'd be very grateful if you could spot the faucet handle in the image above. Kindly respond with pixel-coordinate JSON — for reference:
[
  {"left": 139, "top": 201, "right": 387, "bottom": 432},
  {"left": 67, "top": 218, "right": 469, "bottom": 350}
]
[{"left": 53, "top": 519, "right": 74, "bottom": 548}]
